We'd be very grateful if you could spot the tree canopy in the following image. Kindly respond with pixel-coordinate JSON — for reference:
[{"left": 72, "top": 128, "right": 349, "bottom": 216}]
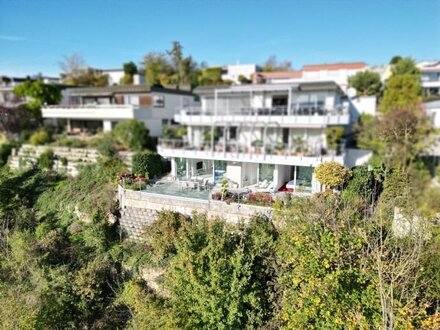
[{"left": 348, "top": 70, "right": 382, "bottom": 96}]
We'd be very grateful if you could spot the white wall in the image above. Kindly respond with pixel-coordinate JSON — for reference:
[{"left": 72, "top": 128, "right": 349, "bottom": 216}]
[
  {"left": 226, "top": 163, "right": 242, "bottom": 186},
  {"left": 349, "top": 96, "right": 377, "bottom": 121},
  {"left": 221, "top": 64, "right": 258, "bottom": 83}
]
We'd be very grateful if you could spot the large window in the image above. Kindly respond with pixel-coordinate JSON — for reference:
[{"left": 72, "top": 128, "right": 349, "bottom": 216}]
[
  {"left": 176, "top": 158, "right": 186, "bottom": 178},
  {"left": 296, "top": 166, "right": 313, "bottom": 193},
  {"left": 214, "top": 161, "right": 227, "bottom": 182},
  {"left": 259, "top": 163, "right": 274, "bottom": 182}
]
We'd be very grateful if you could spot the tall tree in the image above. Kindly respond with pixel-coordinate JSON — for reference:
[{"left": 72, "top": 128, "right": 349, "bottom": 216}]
[
  {"left": 59, "top": 54, "right": 108, "bottom": 86},
  {"left": 143, "top": 52, "right": 173, "bottom": 86},
  {"left": 380, "top": 74, "right": 422, "bottom": 114},
  {"left": 348, "top": 70, "right": 383, "bottom": 96}
]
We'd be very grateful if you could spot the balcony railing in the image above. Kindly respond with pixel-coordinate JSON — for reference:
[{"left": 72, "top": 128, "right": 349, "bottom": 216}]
[
  {"left": 179, "top": 103, "right": 348, "bottom": 117},
  {"left": 43, "top": 104, "right": 139, "bottom": 109},
  {"left": 158, "top": 138, "right": 345, "bottom": 158}
]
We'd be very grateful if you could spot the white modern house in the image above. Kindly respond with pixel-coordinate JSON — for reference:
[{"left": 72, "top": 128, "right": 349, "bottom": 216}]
[
  {"left": 158, "top": 81, "right": 371, "bottom": 195},
  {"left": 418, "top": 61, "right": 440, "bottom": 97},
  {"left": 42, "top": 85, "right": 197, "bottom": 137}
]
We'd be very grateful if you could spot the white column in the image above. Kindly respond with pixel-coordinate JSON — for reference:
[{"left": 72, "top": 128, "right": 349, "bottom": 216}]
[
  {"left": 186, "top": 159, "right": 190, "bottom": 179},
  {"left": 66, "top": 119, "right": 71, "bottom": 132},
  {"left": 171, "top": 158, "right": 177, "bottom": 179},
  {"left": 103, "top": 120, "right": 112, "bottom": 132}
]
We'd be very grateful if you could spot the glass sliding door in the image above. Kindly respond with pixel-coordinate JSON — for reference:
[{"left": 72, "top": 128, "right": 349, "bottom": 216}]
[{"left": 296, "top": 166, "right": 313, "bottom": 193}]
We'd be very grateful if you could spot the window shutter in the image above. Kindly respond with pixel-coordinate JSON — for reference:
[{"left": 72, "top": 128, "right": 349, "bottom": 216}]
[
  {"left": 114, "top": 95, "right": 124, "bottom": 104},
  {"left": 139, "top": 95, "right": 153, "bottom": 106}
]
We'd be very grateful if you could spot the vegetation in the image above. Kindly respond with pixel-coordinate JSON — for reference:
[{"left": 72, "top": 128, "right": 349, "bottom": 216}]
[
  {"left": 113, "top": 119, "right": 155, "bottom": 151},
  {"left": 380, "top": 74, "right": 422, "bottom": 113},
  {"left": 315, "top": 161, "right": 352, "bottom": 189},
  {"left": 348, "top": 70, "right": 382, "bottom": 96},
  {"left": 29, "top": 129, "right": 52, "bottom": 146},
  {"left": 38, "top": 149, "right": 54, "bottom": 169},
  {"left": 325, "top": 126, "right": 344, "bottom": 150},
  {"left": 132, "top": 151, "right": 162, "bottom": 178},
  {"left": 261, "top": 55, "right": 292, "bottom": 72},
  {"left": 59, "top": 53, "right": 109, "bottom": 86},
  {"left": 120, "top": 61, "right": 138, "bottom": 85}
]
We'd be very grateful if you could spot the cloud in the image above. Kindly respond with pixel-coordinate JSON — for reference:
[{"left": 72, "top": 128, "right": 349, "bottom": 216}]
[{"left": 0, "top": 35, "right": 26, "bottom": 41}]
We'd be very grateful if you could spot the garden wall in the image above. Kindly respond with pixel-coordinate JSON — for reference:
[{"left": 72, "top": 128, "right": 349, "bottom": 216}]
[{"left": 118, "top": 185, "right": 272, "bottom": 240}]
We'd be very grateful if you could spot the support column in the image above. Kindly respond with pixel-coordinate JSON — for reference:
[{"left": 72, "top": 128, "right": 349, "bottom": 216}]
[
  {"left": 186, "top": 159, "right": 190, "bottom": 179},
  {"left": 103, "top": 120, "right": 112, "bottom": 132},
  {"left": 66, "top": 119, "right": 71, "bottom": 132},
  {"left": 171, "top": 158, "right": 177, "bottom": 179}
]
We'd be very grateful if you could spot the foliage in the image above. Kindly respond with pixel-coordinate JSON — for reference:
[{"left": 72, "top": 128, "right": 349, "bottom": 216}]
[
  {"left": 162, "top": 125, "right": 187, "bottom": 139},
  {"left": 113, "top": 119, "right": 155, "bottom": 151},
  {"left": 38, "top": 149, "right": 54, "bottom": 169},
  {"left": 0, "top": 141, "right": 13, "bottom": 167},
  {"left": 132, "top": 151, "right": 162, "bottom": 178},
  {"left": 143, "top": 42, "right": 199, "bottom": 87},
  {"left": 29, "top": 129, "right": 51, "bottom": 145},
  {"left": 238, "top": 74, "right": 251, "bottom": 84},
  {"left": 13, "top": 80, "right": 61, "bottom": 120},
  {"left": 380, "top": 74, "right": 422, "bottom": 113},
  {"left": 325, "top": 126, "right": 344, "bottom": 150},
  {"left": 261, "top": 55, "right": 292, "bottom": 72},
  {"left": 315, "top": 161, "right": 352, "bottom": 188},
  {"left": 163, "top": 214, "right": 277, "bottom": 329},
  {"left": 348, "top": 70, "right": 382, "bottom": 96},
  {"left": 95, "top": 132, "right": 118, "bottom": 157},
  {"left": 59, "top": 53, "right": 109, "bottom": 86},
  {"left": 120, "top": 61, "right": 138, "bottom": 85},
  {"left": 274, "top": 196, "right": 382, "bottom": 329},
  {"left": 198, "top": 67, "right": 224, "bottom": 86},
  {"left": 390, "top": 57, "right": 420, "bottom": 77},
  {"left": 341, "top": 165, "right": 379, "bottom": 204}
]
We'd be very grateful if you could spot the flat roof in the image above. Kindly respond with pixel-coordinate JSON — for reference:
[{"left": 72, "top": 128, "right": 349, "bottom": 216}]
[{"left": 66, "top": 84, "right": 194, "bottom": 96}]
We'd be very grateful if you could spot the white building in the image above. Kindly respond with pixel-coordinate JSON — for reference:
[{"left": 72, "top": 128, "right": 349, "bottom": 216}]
[
  {"left": 158, "top": 81, "right": 372, "bottom": 195},
  {"left": 418, "top": 61, "right": 440, "bottom": 97},
  {"left": 252, "top": 62, "right": 366, "bottom": 91},
  {"left": 42, "top": 85, "right": 197, "bottom": 137},
  {"left": 221, "top": 64, "right": 260, "bottom": 84}
]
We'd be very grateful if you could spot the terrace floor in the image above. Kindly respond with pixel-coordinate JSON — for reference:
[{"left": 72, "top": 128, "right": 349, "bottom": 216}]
[{"left": 142, "top": 180, "right": 211, "bottom": 200}]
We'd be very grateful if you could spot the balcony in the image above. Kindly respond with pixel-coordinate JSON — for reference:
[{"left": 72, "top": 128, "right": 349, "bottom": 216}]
[
  {"left": 175, "top": 103, "right": 350, "bottom": 127},
  {"left": 158, "top": 138, "right": 345, "bottom": 167},
  {"left": 42, "top": 104, "right": 144, "bottom": 120}
]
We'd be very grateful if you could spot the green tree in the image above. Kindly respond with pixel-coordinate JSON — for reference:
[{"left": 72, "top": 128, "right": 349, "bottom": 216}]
[
  {"left": 120, "top": 61, "right": 138, "bottom": 85},
  {"left": 391, "top": 57, "right": 420, "bottom": 77},
  {"left": 132, "top": 151, "right": 162, "bottom": 178},
  {"left": 348, "top": 70, "right": 382, "bottom": 96},
  {"left": 380, "top": 74, "right": 422, "bottom": 114},
  {"left": 13, "top": 80, "right": 61, "bottom": 120},
  {"left": 314, "top": 161, "right": 352, "bottom": 189},
  {"left": 143, "top": 52, "right": 173, "bottom": 85},
  {"left": 113, "top": 119, "right": 155, "bottom": 151}
]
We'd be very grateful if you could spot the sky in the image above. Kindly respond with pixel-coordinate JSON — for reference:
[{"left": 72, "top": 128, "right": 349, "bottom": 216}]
[{"left": 0, "top": 0, "right": 439, "bottom": 77}]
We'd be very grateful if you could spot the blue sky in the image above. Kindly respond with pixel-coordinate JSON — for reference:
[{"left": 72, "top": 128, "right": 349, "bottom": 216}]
[{"left": 0, "top": 0, "right": 439, "bottom": 77}]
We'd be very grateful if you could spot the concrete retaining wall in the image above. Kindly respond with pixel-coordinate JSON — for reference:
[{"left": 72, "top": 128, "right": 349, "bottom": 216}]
[{"left": 117, "top": 185, "right": 272, "bottom": 240}]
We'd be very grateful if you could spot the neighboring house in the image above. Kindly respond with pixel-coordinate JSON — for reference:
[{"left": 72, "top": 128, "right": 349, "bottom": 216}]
[
  {"left": 158, "top": 81, "right": 372, "bottom": 195},
  {"left": 0, "top": 76, "right": 27, "bottom": 104},
  {"left": 418, "top": 61, "right": 440, "bottom": 97},
  {"left": 99, "top": 69, "right": 145, "bottom": 86},
  {"left": 252, "top": 62, "right": 366, "bottom": 92},
  {"left": 42, "top": 85, "right": 197, "bottom": 136},
  {"left": 221, "top": 64, "right": 261, "bottom": 84}
]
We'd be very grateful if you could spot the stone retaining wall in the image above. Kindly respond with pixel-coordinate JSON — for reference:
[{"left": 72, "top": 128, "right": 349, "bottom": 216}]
[
  {"left": 9, "top": 144, "right": 133, "bottom": 176},
  {"left": 118, "top": 185, "right": 272, "bottom": 240}
]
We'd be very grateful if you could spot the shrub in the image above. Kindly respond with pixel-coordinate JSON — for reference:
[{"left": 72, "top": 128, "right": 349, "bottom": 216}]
[
  {"left": 132, "top": 151, "right": 162, "bottom": 178},
  {"left": 0, "top": 143, "right": 13, "bottom": 167},
  {"left": 113, "top": 119, "right": 154, "bottom": 151},
  {"left": 325, "top": 126, "right": 344, "bottom": 150},
  {"left": 96, "top": 133, "right": 117, "bottom": 158},
  {"left": 60, "top": 157, "right": 68, "bottom": 166},
  {"left": 39, "top": 149, "right": 54, "bottom": 169},
  {"left": 30, "top": 130, "right": 51, "bottom": 146},
  {"left": 314, "top": 161, "right": 352, "bottom": 189}
]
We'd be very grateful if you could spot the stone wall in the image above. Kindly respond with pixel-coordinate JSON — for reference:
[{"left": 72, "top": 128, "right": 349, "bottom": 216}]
[
  {"left": 117, "top": 185, "right": 272, "bottom": 240},
  {"left": 9, "top": 144, "right": 133, "bottom": 176}
]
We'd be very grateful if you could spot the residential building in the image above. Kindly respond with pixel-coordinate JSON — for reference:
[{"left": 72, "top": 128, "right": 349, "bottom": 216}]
[
  {"left": 418, "top": 61, "right": 440, "bottom": 97},
  {"left": 221, "top": 64, "right": 261, "bottom": 84},
  {"left": 252, "top": 62, "right": 366, "bottom": 91},
  {"left": 42, "top": 85, "right": 197, "bottom": 136},
  {"left": 0, "top": 76, "right": 27, "bottom": 104},
  {"left": 158, "top": 81, "right": 372, "bottom": 195}
]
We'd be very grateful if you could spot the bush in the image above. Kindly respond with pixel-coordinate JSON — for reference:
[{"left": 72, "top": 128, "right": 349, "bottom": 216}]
[
  {"left": 314, "top": 161, "right": 352, "bottom": 189},
  {"left": 30, "top": 130, "right": 51, "bottom": 146},
  {"left": 96, "top": 133, "right": 117, "bottom": 158},
  {"left": 113, "top": 119, "right": 154, "bottom": 151},
  {"left": 39, "top": 149, "right": 54, "bottom": 169},
  {"left": 325, "top": 126, "right": 344, "bottom": 150},
  {"left": 132, "top": 151, "right": 162, "bottom": 178},
  {"left": 0, "top": 143, "right": 13, "bottom": 167}
]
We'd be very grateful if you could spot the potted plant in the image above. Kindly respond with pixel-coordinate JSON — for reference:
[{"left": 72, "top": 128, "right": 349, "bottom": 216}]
[
  {"left": 293, "top": 136, "right": 305, "bottom": 156},
  {"left": 251, "top": 139, "right": 263, "bottom": 154},
  {"left": 325, "top": 126, "right": 344, "bottom": 156},
  {"left": 274, "top": 143, "right": 285, "bottom": 155}
]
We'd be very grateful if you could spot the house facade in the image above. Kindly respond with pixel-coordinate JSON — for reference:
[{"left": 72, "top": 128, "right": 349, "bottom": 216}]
[
  {"left": 158, "top": 81, "right": 369, "bottom": 195},
  {"left": 418, "top": 61, "right": 440, "bottom": 97},
  {"left": 42, "top": 85, "right": 197, "bottom": 136}
]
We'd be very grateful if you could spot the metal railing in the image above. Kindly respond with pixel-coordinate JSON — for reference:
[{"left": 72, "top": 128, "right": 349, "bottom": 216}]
[
  {"left": 178, "top": 103, "right": 348, "bottom": 117},
  {"left": 158, "top": 138, "right": 345, "bottom": 157}
]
